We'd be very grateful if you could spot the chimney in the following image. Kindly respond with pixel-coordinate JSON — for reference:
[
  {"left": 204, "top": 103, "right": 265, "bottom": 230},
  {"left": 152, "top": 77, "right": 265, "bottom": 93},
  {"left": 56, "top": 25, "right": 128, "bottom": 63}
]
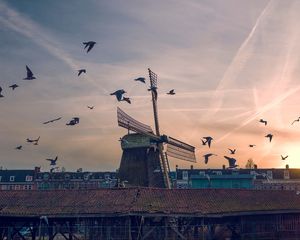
[
  {"left": 254, "top": 164, "right": 257, "bottom": 169},
  {"left": 190, "top": 165, "right": 193, "bottom": 170},
  {"left": 222, "top": 165, "right": 226, "bottom": 170},
  {"left": 176, "top": 165, "right": 178, "bottom": 170},
  {"left": 286, "top": 164, "right": 289, "bottom": 169},
  {"left": 34, "top": 166, "right": 41, "bottom": 173}
]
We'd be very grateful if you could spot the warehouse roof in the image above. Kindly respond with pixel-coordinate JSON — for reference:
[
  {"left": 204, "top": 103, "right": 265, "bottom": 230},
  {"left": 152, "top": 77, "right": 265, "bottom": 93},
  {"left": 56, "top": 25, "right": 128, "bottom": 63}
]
[{"left": 0, "top": 188, "right": 299, "bottom": 218}]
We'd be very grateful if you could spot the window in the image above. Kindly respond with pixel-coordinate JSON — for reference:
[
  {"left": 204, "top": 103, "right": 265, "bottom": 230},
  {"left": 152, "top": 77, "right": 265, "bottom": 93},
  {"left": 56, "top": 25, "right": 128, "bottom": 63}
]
[
  {"left": 216, "top": 171, "right": 222, "bottom": 176},
  {"left": 284, "top": 170, "right": 290, "bottom": 180},
  {"left": 267, "top": 171, "right": 273, "bottom": 180},
  {"left": 199, "top": 171, "right": 205, "bottom": 176},
  {"left": 182, "top": 171, "right": 188, "bottom": 180},
  {"left": 10, "top": 176, "right": 15, "bottom": 182},
  {"left": 25, "top": 175, "right": 33, "bottom": 182},
  {"left": 0, "top": 176, "right": 2, "bottom": 182},
  {"left": 104, "top": 174, "right": 110, "bottom": 180}
]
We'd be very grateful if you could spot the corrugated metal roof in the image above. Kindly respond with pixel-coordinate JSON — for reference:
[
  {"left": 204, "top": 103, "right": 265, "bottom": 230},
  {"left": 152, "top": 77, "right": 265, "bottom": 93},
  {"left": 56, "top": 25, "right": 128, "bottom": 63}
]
[{"left": 0, "top": 188, "right": 300, "bottom": 218}]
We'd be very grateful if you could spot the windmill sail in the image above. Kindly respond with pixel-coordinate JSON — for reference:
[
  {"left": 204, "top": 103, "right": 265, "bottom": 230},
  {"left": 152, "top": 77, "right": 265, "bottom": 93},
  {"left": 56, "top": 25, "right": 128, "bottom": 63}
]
[
  {"left": 166, "top": 136, "right": 196, "bottom": 162},
  {"left": 166, "top": 144, "right": 196, "bottom": 162},
  {"left": 117, "top": 107, "right": 154, "bottom": 134}
]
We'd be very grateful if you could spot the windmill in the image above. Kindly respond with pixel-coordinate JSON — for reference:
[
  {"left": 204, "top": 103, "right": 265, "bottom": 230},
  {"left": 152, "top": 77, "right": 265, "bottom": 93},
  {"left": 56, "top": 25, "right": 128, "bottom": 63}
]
[{"left": 117, "top": 68, "right": 196, "bottom": 189}]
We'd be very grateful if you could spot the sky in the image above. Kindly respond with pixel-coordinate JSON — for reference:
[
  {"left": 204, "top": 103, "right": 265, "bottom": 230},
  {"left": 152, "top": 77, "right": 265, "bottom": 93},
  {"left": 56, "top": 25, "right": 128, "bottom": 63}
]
[{"left": 1, "top": 0, "right": 300, "bottom": 171}]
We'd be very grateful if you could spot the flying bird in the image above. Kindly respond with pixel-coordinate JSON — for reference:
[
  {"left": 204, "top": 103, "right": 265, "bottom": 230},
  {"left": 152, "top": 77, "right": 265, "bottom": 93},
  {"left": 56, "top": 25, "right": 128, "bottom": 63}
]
[
  {"left": 249, "top": 144, "right": 256, "bottom": 148},
  {"left": 281, "top": 155, "right": 288, "bottom": 160},
  {"left": 201, "top": 139, "right": 206, "bottom": 146},
  {"left": 83, "top": 41, "right": 96, "bottom": 53},
  {"left": 203, "top": 153, "right": 217, "bottom": 164},
  {"left": 43, "top": 117, "right": 62, "bottom": 124},
  {"left": 291, "top": 117, "right": 300, "bottom": 125},
  {"left": 228, "top": 148, "right": 236, "bottom": 154},
  {"left": 167, "top": 89, "right": 175, "bottom": 95},
  {"left": 87, "top": 106, "right": 94, "bottom": 110},
  {"left": 259, "top": 119, "right": 267, "bottom": 126},
  {"left": 23, "top": 65, "right": 36, "bottom": 80},
  {"left": 46, "top": 156, "right": 58, "bottom": 166},
  {"left": 9, "top": 84, "right": 19, "bottom": 90},
  {"left": 202, "top": 136, "right": 213, "bottom": 148},
  {"left": 119, "top": 137, "right": 129, "bottom": 144},
  {"left": 0, "top": 86, "right": 3, "bottom": 97},
  {"left": 134, "top": 77, "right": 146, "bottom": 83},
  {"left": 15, "top": 145, "right": 22, "bottom": 150},
  {"left": 78, "top": 69, "right": 86, "bottom": 76},
  {"left": 265, "top": 134, "right": 273, "bottom": 142},
  {"left": 148, "top": 86, "right": 158, "bottom": 100},
  {"left": 66, "top": 117, "right": 80, "bottom": 126},
  {"left": 122, "top": 97, "right": 131, "bottom": 104},
  {"left": 27, "top": 136, "right": 40, "bottom": 145},
  {"left": 110, "top": 89, "right": 126, "bottom": 101},
  {"left": 50, "top": 167, "right": 59, "bottom": 173},
  {"left": 224, "top": 156, "right": 238, "bottom": 169}
]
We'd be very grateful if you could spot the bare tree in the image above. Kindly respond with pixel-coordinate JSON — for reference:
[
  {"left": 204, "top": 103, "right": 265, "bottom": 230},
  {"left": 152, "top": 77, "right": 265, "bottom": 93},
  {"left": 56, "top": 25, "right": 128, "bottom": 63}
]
[{"left": 245, "top": 158, "right": 255, "bottom": 169}]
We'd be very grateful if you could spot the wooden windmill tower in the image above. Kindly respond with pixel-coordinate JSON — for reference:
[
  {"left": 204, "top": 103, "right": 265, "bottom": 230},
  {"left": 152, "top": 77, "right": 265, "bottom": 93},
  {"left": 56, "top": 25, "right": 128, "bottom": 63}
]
[{"left": 117, "top": 69, "right": 196, "bottom": 189}]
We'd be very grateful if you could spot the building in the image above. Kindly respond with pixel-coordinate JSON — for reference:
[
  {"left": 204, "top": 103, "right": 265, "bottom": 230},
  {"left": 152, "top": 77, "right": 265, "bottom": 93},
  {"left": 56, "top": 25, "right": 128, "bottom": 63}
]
[
  {"left": 0, "top": 168, "right": 118, "bottom": 191},
  {"left": 190, "top": 173, "right": 254, "bottom": 189},
  {"left": 1, "top": 188, "right": 300, "bottom": 239},
  {"left": 0, "top": 167, "right": 39, "bottom": 190},
  {"left": 35, "top": 171, "right": 118, "bottom": 190},
  {"left": 175, "top": 165, "right": 300, "bottom": 191}
]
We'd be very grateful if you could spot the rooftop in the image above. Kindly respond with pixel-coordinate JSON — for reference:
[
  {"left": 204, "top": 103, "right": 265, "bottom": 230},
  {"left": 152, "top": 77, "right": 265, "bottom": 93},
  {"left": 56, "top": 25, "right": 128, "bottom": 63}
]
[{"left": 0, "top": 188, "right": 300, "bottom": 218}]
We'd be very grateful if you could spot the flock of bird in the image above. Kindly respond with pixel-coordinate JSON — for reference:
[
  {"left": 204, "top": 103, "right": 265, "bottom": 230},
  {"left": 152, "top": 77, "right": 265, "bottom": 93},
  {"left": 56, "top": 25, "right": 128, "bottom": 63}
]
[
  {"left": 201, "top": 116, "right": 299, "bottom": 168},
  {"left": 1, "top": 39, "right": 176, "bottom": 171},
  {"left": 110, "top": 83, "right": 176, "bottom": 105},
  {"left": 1, "top": 38, "right": 299, "bottom": 170},
  {"left": 0, "top": 41, "right": 97, "bottom": 170}
]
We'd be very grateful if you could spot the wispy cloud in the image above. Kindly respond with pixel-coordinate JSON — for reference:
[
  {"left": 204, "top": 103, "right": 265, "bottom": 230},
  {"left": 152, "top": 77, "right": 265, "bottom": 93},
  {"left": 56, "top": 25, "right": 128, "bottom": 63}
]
[{"left": 0, "top": 2, "right": 108, "bottom": 94}]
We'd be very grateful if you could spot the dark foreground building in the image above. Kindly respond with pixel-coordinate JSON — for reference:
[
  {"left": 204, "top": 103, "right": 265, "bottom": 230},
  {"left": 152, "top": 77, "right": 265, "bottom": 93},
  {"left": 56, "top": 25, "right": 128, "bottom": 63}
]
[{"left": 1, "top": 188, "right": 300, "bottom": 239}]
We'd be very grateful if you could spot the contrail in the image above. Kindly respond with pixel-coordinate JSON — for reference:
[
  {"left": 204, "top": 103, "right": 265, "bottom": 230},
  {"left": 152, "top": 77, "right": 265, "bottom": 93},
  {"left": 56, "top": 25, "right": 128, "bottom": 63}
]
[
  {"left": 215, "top": 85, "right": 300, "bottom": 143},
  {"left": 0, "top": 2, "right": 108, "bottom": 94},
  {"left": 209, "top": 0, "right": 273, "bottom": 116}
]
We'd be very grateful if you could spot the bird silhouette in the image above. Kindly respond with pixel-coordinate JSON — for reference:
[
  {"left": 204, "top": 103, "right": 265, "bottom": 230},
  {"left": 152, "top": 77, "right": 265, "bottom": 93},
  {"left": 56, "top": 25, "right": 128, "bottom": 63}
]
[
  {"left": 46, "top": 156, "right": 58, "bottom": 166},
  {"left": 134, "top": 77, "right": 146, "bottom": 83},
  {"left": 228, "top": 148, "right": 236, "bottom": 154},
  {"left": 66, "top": 117, "right": 80, "bottom": 126},
  {"left": 78, "top": 69, "right": 86, "bottom": 76},
  {"left": 15, "top": 145, "right": 22, "bottom": 150},
  {"left": 148, "top": 86, "right": 158, "bottom": 100},
  {"left": 23, "top": 65, "right": 36, "bottom": 80},
  {"left": 122, "top": 97, "right": 131, "bottom": 104},
  {"left": 259, "top": 119, "right": 267, "bottom": 126},
  {"left": 167, "top": 89, "right": 175, "bottom": 95},
  {"left": 201, "top": 139, "right": 206, "bottom": 146},
  {"left": 87, "top": 106, "right": 94, "bottom": 110},
  {"left": 26, "top": 136, "right": 40, "bottom": 145},
  {"left": 224, "top": 156, "right": 238, "bottom": 168},
  {"left": 50, "top": 167, "right": 59, "bottom": 173},
  {"left": 9, "top": 84, "right": 19, "bottom": 90},
  {"left": 265, "top": 134, "right": 273, "bottom": 142},
  {"left": 203, "top": 153, "right": 217, "bottom": 164},
  {"left": 291, "top": 117, "right": 300, "bottom": 125},
  {"left": 202, "top": 136, "right": 213, "bottom": 148},
  {"left": 119, "top": 137, "right": 129, "bottom": 144},
  {"left": 110, "top": 89, "right": 126, "bottom": 101},
  {"left": 249, "top": 144, "right": 256, "bottom": 148},
  {"left": 281, "top": 155, "right": 288, "bottom": 160},
  {"left": 0, "top": 86, "right": 3, "bottom": 97},
  {"left": 83, "top": 41, "right": 96, "bottom": 53},
  {"left": 43, "top": 117, "right": 62, "bottom": 124}
]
